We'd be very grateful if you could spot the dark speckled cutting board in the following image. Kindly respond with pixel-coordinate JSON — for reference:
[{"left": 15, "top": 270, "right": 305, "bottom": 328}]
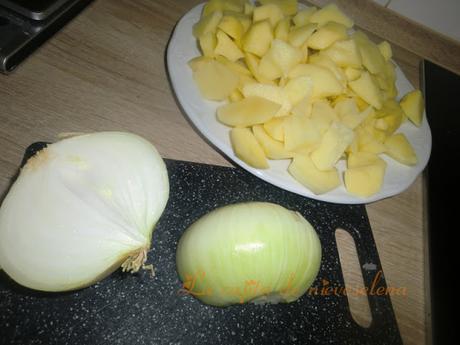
[{"left": 0, "top": 143, "right": 402, "bottom": 345}]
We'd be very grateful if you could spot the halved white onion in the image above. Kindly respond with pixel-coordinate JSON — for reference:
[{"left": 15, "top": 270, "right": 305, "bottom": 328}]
[{"left": 0, "top": 132, "right": 169, "bottom": 292}]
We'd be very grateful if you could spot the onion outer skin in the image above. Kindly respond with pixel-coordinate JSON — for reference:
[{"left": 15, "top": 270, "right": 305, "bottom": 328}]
[
  {"left": 0, "top": 132, "right": 169, "bottom": 292},
  {"left": 176, "top": 202, "right": 322, "bottom": 307}
]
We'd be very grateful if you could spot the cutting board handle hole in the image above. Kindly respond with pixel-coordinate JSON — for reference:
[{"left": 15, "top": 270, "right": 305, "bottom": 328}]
[{"left": 335, "top": 228, "right": 373, "bottom": 328}]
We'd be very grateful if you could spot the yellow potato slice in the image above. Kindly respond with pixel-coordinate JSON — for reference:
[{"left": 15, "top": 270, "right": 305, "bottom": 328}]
[
  {"left": 284, "top": 76, "right": 313, "bottom": 106},
  {"left": 202, "top": 0, "right": 245, "bottom": 16},
  {"left": 259, "top": 0, "right": 298, "bottom": 16},
  {"left": 258, "top": 54, "right": 283, "bottom": 80},
  {"left": 253, "top": 4, "right": 284, "bottom": 27},
  {"left": 288, "top": 154, "right": 341, "bottom": 194},
  {"left": 241, "top": 83, "right": 291, "bottom": 117},
  {"left": 309, "top": 54, "right": 347, "bottom": 87},
  {"left": 293, "top": 7, "right": 317, "bottom": 26},
  {"left": 378, "top": 41, "right": 392, "bottom": 62},
  {"left": 230, "top": 127, "right": 269, "bottom": 169},
  {"left": 347, "top": 152, "right": 386, "bottom": 169},
  {"left": 353, "top": 31, "right": 385, "bottom": 74},
  {"left": 188, "top": 56, "right": 213, "bottom": 71},
  {"left": 215, "top": 56, "right": 252, "bottom": 76},
  {"left": 199, "top": 32, "right": 217, "bottom": 57},
  {"left": 215, "top": 30, "right": 244, "bottom": 61},
  {"left": 348, "top": 71, "right": 383, "bottom": 109},
  {"left": 266, "top": 39, "right": 304, "bottom": 76},
  {"left": 400, "top": 90, "right": 424, "bottom": 127},
  {"left": 193, "top": 59, "right": 239, "bottom": 100},
  {"left": 217, "top": 96, "right": 281, "bottom": 127},
  {"left": 356, "top": 128, "right": 387, "bottom": 154},
  {"left": 307, "top": 22, "right": 348, "bottom": 50},
  {"left": 289, "top": 64, "right": 344, "bottom": 99},
  {"left": 275, "top": 17, "right": 291, "bottom": 41},
  {"left": 321, "top": 39, "right": 362, "bottom": 68},
  {"left": 284, "top": 115, "right": 322, "bottom": 151},
  {"left": 343, "top": 67, "right": 362, "bottom": 81},
  {"left": 193, "top": 10, "right": 223, "bottom": 38},
  {"left": 310, "top": 122, "right": 354, "bottom": 171},
  {"left": 384, "top": 133, "right": 417, "bottom": 166},
  {"left": 309, "top": 3, "right": 353, "bottom": 28},
  {"left": 263, "top": 116, "right": 287, "bottom": 142},
  {"left": 344, "top": 162, "right": 386, "bottom": 197},
  {"left": 242, "top": 20, "right": 274, "bottom": 57},
  {"left": 218, "top": 15, "right": 244, "bottom": 40},
  {"left": 253, "top": 125, "right": 293, "bottom": 159},
  {"left": 288, "top": 24, "right": 317, "bottom": 48}
]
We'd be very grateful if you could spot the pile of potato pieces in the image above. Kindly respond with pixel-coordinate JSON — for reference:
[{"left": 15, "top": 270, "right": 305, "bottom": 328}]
[{"left": 189, "top": 0, "right": 425, "bottom": 198}]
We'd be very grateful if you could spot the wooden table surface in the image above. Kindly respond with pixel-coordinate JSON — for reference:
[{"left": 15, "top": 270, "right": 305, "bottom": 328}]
[{"left": 3, "top": 0, "right": 454, "bottom": 343}]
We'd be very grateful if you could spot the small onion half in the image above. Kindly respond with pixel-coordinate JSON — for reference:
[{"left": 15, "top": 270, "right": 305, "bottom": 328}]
[
  {"left": 176, "top": 202, "right": 322, "bottom": 307},
  {"left": 0, "top": 132, "right": 169, "bottom": 292}
]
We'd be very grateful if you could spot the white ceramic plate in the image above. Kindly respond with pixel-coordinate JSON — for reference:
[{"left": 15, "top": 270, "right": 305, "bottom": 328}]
[{"left": 166, "top": 3, "right": 432, "bottom": 204}]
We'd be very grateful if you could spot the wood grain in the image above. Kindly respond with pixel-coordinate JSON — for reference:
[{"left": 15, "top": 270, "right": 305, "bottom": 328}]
[{"left": 0, "top": 1, "right": 436, "bottom": 344}]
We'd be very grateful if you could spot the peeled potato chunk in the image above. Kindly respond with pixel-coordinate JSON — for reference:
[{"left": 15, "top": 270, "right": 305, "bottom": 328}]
[
  {"left": 347, "top": 152, "right": 386, "bottom": 169},
  {"left": 309, "top": 54, "right": 347, "bottom": 86},
  {"left": 253, "top": 125, "right": 293, "bottom": 159},
  {"left": 230, "top": 127, "right": 269, "bottom": 169},
  {"left": 275, "top": 17, "right": 291, "bottom": 40},
  {"left": 284, "top": 115, "right": 321, "bottom": 151},
  {"left": 218, "top": 15, "right": 244, "bottom": 40},
  {"left": 400, "top": 89, "right": 424, "bottom": 127},
  {"left": 217, "top": 96, "right": 281, "bottom": 127},
  {"left": 310, "top": 122, "right": 354, "bottom": 171},
  {"left": 199, "top": 32, "right": 217, "bottom": 57},
  {"left": 344, "top": 162, "right": 386, "bottom": 197},
  {"left": 292, "top": 7, "right": 317, "bottom": 26},
  {"left": 376, "top": 99, "right": 404, "bottom": 135},
  {"left": 202, "top": 0, "right": 245, "bottom": 16},
  {"left": 284, "top": 76, "right": 313, "bottom": 106},
  {"left": 244, "top": 52, "right": 272, "bottom": 84},
  {"left": 309, "top": 3, "right": 353, "bottom": 28},
  {"left": 338, "top": 100, "right": 374, "bottom": 130},
  {"left": 360, "top": 41, "right": 385, "bottom": 75},
  {"left": 241, "top": 83, "right": 291, "bottom": 117},
  {"left": 259, "top": 0, "right": 298, "bottom": 16},
  {"left": 193, "top": 59, "right": 239, "bottom": 100},
  {"left": 242, "top": 20, "right": 274, "bottom": 57},
  {"left": 263, "top": 116, "right": 286, "bottom": 141},
  {"left": 384, "top": 133, "right": 417, "bottom": 166},
  {"left": 193, "top": 10, "right": 223, "bottom": 38},
  {"left": 288, "top": 23, "right": 317, "bottom": 48},
  {"left": 289, "top": 64, "right": 344, "bottom": 99},
  {"left": 215, "top": 56, "right": 251, "bottom": 76},
  {"left": 322, "top": 39, "right": 362, "bottom": 68},
  {"left": 253, "top": 4, "right": 284, "bottom": 27},
  {"left": 307, "top": 22, "right": 348, "bottom": 50},
  {"left": 348, "top": 71, "right": 383, "bottom": 109},
  {"left": 267, "top": 39, "right": 303, "bottom": 76},
  {"left": 215, "top": 30, "right": 244, "bottom": 61},
  {"left": 258, "top": 54, "right": 283, "bottom": 80},
  {"left": 288, "top": 154, "right": 341, "bottom": 194},
  {"left": 188, "top": 56, "right": 213, "bottom": 71},
  {"left": 344, "top": 67, "right": 362, "bottom": 81},
  {"left": 378, "top": 41, "right": 392, "bottom": 62},
  {"left": 356, "top": 127, "right": 386, "bottom": 154}
]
